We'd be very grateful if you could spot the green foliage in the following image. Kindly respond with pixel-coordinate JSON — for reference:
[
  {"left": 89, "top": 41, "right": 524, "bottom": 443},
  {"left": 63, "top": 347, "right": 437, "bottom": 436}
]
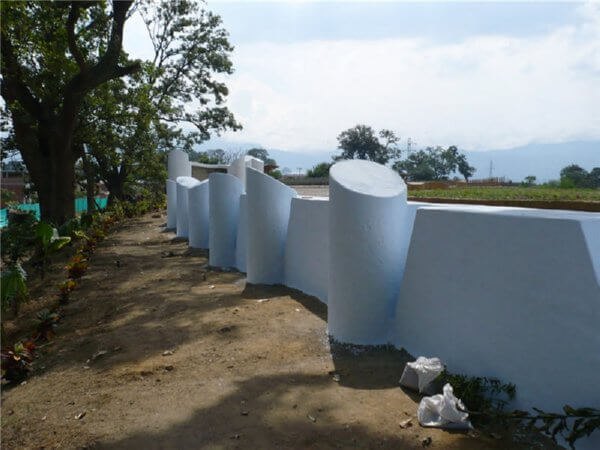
[
  {"left": 247, "top": 148, "right": 277, "bottom": 166},
  {"left": 522, "top": 175, "right": 537, "bottom": 186},
  {"left": 437, "top": 370, "right": 600, "bottom": 448},
  {"left": 33, "top": 222, "right": 71, "bottom": 279},
  {"left": 559, "top": 165, "right": 600, "bottom": 188},
  {"left": 270, "top": 169, "right": 282, "bottom": 180},
  {"left": 58, "top": 279, "right": 77, "bottom": 304},
  {"left": 1, "top": 341, "right": 34, "bottom": 383},
  {"left": 66, "top": 254, "right": 88, "bottom": 279},
  {"left": 0, "top": 211, "right": 37, "bottom": 264},
  {"left": 393, "top": 146, "right": 472, "bottom": 181},
  {"left": 307, "top": 162, "right": 332, "bottom": 178},
  {"left": 408, "top": 186, "right": 600, "bottom": 202},
  {"left": 35, "top": 308, "right": 60, "bottom": 341},
  {"left": 336, "top": 125, "right": 400, "bottom": 165},
  {"left": 1, "top": 263, "right": 28, "bottom": 316},
  {"left": 436, "top": 370, "right": 516, "bottom": 420}
]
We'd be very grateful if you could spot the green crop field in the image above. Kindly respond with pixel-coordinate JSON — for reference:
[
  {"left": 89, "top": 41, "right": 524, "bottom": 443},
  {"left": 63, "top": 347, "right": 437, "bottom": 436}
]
[{"left": 408, "top": 186, "right": 600, "bottom": 202}]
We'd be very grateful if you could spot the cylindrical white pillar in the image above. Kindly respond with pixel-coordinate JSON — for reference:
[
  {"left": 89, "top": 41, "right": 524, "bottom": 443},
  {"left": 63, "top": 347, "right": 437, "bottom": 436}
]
[
  {"left": 235, "top": 194, "right": 248, "bottom": 272},
  {"left": 208, "top": 173, "right": 243, "bottom": 268},
  {"left": 166, "top": 179, "right": 177, "bottom": 229},
  {"left": 168, "top": 149, "right": 191, "bottom": 180},
  {"left": 246, "top": 168, "right": 296, "bottom": 284},
  {"left": 284, "top": 197, "right": 329, "bottom": 303},
  {"left": 176, "top": 176, "right": 200, "bottom": 239},
  {"left": 328, "top": 160, "right": 407, "bottom": 344},
  {"left": 188, "top": 180, "right": 210, "bottom": 249}
]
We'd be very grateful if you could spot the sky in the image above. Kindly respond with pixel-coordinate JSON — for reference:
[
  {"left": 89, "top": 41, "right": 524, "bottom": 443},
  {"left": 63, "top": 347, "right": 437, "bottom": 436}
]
[{"left": 123, "top": 1, "right": 600, "bottom": 154}]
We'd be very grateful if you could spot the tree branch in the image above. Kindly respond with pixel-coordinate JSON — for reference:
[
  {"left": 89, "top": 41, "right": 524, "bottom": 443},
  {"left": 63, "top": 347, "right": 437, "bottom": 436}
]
[{"left": 66, "top": 2, "right": 86, "bottom": 70}]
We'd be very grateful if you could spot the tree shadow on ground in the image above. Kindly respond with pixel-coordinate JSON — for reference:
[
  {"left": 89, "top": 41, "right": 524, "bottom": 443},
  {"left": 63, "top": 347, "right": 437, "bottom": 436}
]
[{"left": 93, "top": 372, "right": 442, "bottom": 450}]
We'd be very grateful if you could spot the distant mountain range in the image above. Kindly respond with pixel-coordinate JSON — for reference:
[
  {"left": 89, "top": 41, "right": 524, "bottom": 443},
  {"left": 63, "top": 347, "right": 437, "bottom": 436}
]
[{"left": 197, "top": 139, "right": 599, "bottom": 182}]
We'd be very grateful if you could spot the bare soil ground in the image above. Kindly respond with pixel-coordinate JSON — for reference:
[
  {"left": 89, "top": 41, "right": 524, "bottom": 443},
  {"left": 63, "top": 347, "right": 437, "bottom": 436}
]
[{"left": 2, "top": 213, "right": 553, "bottom": 449}]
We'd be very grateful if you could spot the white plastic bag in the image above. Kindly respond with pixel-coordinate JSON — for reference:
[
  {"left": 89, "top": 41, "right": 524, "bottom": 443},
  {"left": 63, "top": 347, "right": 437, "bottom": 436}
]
[
  {"left": 417, "top": 383, "right": 473, "bottom": 430},
  {"left": 399, "top": 356, "right": 444, "bottom": 394}
]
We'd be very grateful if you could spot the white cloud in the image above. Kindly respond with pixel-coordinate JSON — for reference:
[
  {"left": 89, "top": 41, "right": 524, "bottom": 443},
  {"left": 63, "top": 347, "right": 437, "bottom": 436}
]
[{"left": 219, "top": 2, "right": 600, "bottom": 151}]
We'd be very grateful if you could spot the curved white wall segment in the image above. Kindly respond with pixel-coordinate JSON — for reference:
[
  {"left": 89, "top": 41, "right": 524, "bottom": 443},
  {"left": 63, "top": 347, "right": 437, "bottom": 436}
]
[
  {"left": 246, "top": 168, "right": 297, "bottom": 284},
  {"left": 175, "top": 176, "right": 200, "bottom": 238},
  {"left": 235, "top": 194, "right": 248, "bottom": 272},
  {"left": 166, "top": 180, "right": 177, "bottom": 229},
  {"left": 284, "top": 197, "right": 329, "bottom": 303},
  {"left": 187, "top": 180, "right": 210, "bottom": 249},
  {"left": 394, "top": 206, "right": 600, "bottom": 418},
  {"left": 328, "top": 160, "right": 407, "bottom": 345},
  {"left": 208, "top": 173, "right": 243, "bottom": 268},
  {"left": 227, "top": 155, "right": 265, "bottom": 191},
  {"left": 168, "top": 149, "right": 191, "bottom": 180}
]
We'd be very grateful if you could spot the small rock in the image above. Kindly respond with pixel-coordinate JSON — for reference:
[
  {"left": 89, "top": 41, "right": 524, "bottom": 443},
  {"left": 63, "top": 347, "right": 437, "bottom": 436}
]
[
  {"left": 399, "top": 418, "right": 412, "bottom": 429},
  {"left": 230, "top": 434, "right": 241, "bottom": 440},
  {"left": 162, "top": 350, "right": 174, "bottom": 356},
  {"left": 113, "top": 346, "right": 122, "bottom": 352},
  {"left": 83, "top": 365, "right": 90, "bottom": 370},
  {"left": 20, "top": 381, "right": 27, "bottom": 386},
  {"left": 332, "top": 373, "right": 341, "bottom": 382},
  {"left": 256, "top": 299, "right": 269, "bottom": 303},
  {"left": 91, "top": 350, "right": 108, "bottom": 361},
  {"left": 307, "top": 414, "right": 317, "bottom": 423},
  {"left": 42, "top": 416, "right": 47, "bottom": 421},
  {"left": 241, "top": 410, "right": 249, "bottom": 416},
  {"left": 66, "top": 401, "right": 75, "bottom": 406},
  {"left": 7, "top": 410, "right": 14, "bottom": 416},
  {"left": 208, "top": 285, "right": 215, "bottom": 289},
  {"left": 75, "top": 411, "right": 86, "bottom": 420},
  {"left": 219, "top": 326, "right": 232, "bottom": 333},
  {"left": 421, "top": 437, "right": 432, "bottom": 447},
  {"left": 164, "top": 365, "right": 174, "bottom": 371},
  {"left": 295, "top": 308, "right": 300, "bottom": 312}
]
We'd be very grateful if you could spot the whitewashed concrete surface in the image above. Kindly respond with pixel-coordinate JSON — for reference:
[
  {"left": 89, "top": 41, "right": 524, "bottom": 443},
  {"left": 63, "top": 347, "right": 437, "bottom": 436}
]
[
  {"left": 166, "top": 179, "right": 177, "bottom": 229},
  {"left": 208, "top": 173, "right": 243, "bottom": 268},
  {"left": 246, "top": 168, "right": 297, "bottom": 284},
  {"left": 235, "top": 194, "right": 248, "bottom": 272},
  {"left": 227, "top": 155, "right": 264, "bottom": 191},
  {"left": 168, "top": 149, "right": 191, "bottom": 180},
  {"left": 187, "top": 180, "right": 210, "bottom": 249},
  {"left": 284, "top": 196, "right": 329, "bottom": 303},
  {"left": 175, "top": 176, "right": 200, "bottom": 239},
  {"left": 394, "top": 206, "right": 600, "bottom": 431},
  {"left": 328, "top": 160, "right": 408, "bottom": 345}
]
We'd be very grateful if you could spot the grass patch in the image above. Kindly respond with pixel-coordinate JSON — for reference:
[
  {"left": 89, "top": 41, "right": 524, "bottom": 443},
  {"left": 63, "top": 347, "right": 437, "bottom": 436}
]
[{"left": 408, "top": 186, "right": 600, "bottom": 202}]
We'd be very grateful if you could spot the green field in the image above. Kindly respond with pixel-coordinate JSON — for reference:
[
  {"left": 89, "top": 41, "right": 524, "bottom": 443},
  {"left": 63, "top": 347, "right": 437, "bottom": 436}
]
[{"left": 408, "top": 186, "right": 600, "bottom": 202}]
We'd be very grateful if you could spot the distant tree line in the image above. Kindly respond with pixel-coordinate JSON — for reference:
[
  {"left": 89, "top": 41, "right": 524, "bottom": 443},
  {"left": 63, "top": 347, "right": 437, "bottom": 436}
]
[{"left": 307, "top": 124, "right": 475, "bottom": 182}]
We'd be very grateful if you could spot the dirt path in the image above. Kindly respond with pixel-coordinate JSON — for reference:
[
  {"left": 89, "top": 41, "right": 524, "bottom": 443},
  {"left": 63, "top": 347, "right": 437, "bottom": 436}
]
[{"left": 2, "top": 214, "right": 550, "bottom": 449}]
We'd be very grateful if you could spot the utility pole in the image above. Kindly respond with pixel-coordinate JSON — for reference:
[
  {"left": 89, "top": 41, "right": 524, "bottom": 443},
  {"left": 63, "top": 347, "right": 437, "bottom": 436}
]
[{"left": 488, "top": 160, "right": 494, "bottom": 180}]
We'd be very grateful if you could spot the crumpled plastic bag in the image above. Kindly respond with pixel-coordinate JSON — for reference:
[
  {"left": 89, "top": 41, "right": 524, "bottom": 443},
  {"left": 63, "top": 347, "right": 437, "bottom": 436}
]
[
  {"left": 399, "top": 356, "right": 444, "bottom": 394},
  {"left": 417, "top": 383, "right": 473, "bottom": 430}
]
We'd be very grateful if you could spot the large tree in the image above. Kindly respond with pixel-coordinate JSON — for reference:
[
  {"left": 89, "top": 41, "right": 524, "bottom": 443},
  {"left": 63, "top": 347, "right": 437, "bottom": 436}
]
[
  {"left": 77, "top": 0, "right": 241, "bottom": 203},
  {"left": 1, "top": 1, "right": 140, "bottom": 224},
  {"left": 393, "top": 145, "right": 474, "bottom": 182},
  {"left": 335, "top": 125, "right": 400, "bottom": 165}
]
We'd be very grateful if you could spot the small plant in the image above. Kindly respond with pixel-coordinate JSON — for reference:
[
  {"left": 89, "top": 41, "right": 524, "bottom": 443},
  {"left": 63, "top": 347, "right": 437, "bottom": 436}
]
[
  {"left": 436, "top": 370, "right": 600, "bottom": 448},
  {"left": 0, "top": 210, "right": 36, "bottom": 264},
  {"left": 35, "top": 308, "right": 60, "bottom": 341},
  {"left": 33, "top": 222, "right": 71, "bottom": 279},
  {"left": 66, "top": 254, "right": 88, "bottom": 279},
  {"left": 1, "top": 341, "right": 34, "bottom": 383},
  {"left": 58, "top": 279, "right": 77, "bottom": 304},
  {"left": 1, "top": 263, "right": 29, "bottom": 317}
]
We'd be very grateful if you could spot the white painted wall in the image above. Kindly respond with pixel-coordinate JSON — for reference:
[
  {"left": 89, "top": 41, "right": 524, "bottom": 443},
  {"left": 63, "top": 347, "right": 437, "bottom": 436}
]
[
  {"left": 166, "top": 180, "right": 177, "bottom": 229},
  {"left": 227, "top": 155, "right": 265, "bottom": 191},
  {"left": 187, "top": 180, "right": 209, "bottom": 249},
  {"left": 284, "top": 197, "right": 329, "bottom": 303},
  {"left": 235, "top": 194, "right": 248, "bottom": 272},
  {"left": 328, "top": 160, "right": 408, "bottom": 345},
  {"left": 168, "top": 149, "right": 191, "bottom": 180},
  {"left": 208, "top": 173, "right": 243, "bottom": 268},
  {"left": 394, "top": 206, "right": 600, "bottom": 420},
  {"left": 175, "top": 176, "right": 200, "bottom": 239},
  {"left": 246, "top": 168, "right": 297, "bottom": 284}
]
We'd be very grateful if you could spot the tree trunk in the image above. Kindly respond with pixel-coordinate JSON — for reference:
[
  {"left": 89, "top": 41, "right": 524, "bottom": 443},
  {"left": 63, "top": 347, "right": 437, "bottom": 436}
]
[{"left": 106, "top": 170, "right": 127, "bottom": 206}]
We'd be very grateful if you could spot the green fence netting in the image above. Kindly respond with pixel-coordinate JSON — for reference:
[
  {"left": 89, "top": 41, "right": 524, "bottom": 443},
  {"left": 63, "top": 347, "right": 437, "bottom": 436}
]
[{"left": 0, "top": 197, "right": 108, "bottom": 228}]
